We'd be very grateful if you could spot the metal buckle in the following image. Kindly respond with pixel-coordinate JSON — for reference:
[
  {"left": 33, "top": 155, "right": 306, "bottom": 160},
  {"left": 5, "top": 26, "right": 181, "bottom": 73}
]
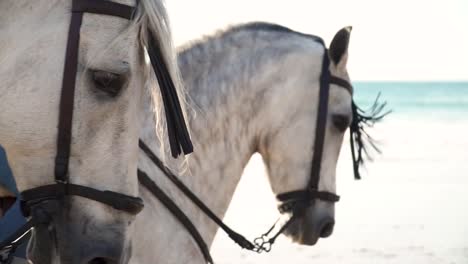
[
  {"left": 55, "top": 180, "right": 68, "bottom": 198},
  {"left": 253, "top": 235, "right": 272, "bottom": 253}
]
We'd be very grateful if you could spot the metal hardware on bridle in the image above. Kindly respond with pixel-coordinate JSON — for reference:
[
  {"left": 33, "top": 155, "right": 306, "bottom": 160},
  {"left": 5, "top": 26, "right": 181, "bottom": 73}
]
[
  {"left": 138, "top": 140, "right": 285, "bottom": 260},
  {"left": 0, "top": 220, "right": 33, "bottom": 264},
  {"left": 251, "top": 215, "right": 297, "bottom": 253},
  {"left": 0, "top": 0, "right": 193, "bottom": 261}
]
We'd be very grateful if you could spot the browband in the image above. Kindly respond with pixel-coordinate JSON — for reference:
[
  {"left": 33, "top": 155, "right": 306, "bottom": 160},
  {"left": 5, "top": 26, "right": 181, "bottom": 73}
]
[
  {"left": 72, "top": 0, "right": 135, "bottom": 19},
  {"left": 330, "top": 75, "right": 353, "bottom": 94}
]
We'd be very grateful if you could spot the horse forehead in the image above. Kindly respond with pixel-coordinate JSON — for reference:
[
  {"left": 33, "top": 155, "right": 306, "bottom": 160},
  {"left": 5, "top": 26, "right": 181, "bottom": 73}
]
[{"left": 79, "top": 15, "right": 137, "bottom": 64}]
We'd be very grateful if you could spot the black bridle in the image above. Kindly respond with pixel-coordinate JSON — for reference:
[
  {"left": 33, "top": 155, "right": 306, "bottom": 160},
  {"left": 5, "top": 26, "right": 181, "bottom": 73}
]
[
  {"left": 0, "top": 0, "right": 192, "bottom": 262},
  {"left": 134, "top": 43, "right": 350, "bottom": 261},
  {"left": 275, "top": 48, "right": 346, "bottom": 214},
  {"left": 132, "top": 38, "right": 386, "bottom": 263}
]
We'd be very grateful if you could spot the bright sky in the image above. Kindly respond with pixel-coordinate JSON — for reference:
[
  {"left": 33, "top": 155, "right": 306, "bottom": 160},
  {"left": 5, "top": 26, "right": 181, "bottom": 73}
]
[{"left": 166, "top": 0, "right": 468, "bottom": 81}]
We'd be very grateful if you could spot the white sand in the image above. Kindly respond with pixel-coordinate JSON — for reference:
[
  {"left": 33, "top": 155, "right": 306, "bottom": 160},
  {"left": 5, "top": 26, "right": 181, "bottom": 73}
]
[{"left": 211, "top": 116, "right": 468, "bottom": 263}]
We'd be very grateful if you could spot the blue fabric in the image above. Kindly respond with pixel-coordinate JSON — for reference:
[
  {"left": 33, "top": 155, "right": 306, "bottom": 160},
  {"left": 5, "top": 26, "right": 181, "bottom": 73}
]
[
  {"left": 0, "top": 147, "right": 17, "bottom": 194},
  {"left": 0, "top": 146, "right": 27, "bottom": 258},
  {"left": 0, "top": 200, "right": 28, "bottom": 258}
]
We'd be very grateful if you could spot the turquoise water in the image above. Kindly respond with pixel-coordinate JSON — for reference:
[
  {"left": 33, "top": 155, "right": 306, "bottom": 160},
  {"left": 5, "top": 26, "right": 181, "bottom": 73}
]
[{"left": 353, "top": 82, "right": 468, "bottom": 120}]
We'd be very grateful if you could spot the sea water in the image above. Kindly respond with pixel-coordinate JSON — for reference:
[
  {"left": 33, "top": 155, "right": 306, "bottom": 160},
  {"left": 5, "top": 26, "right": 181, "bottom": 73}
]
[{"left": 211, "top": 82, "right": 468, "bottom": 264}]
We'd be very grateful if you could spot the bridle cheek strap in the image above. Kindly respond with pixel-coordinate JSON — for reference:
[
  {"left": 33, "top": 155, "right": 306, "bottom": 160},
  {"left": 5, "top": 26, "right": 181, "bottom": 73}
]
[
  {"left": 55, "top": 0, "right": 136, "bottom": 183},
  {"left": 20, "top": 0, "right": 144, "bottom": 218},
  {"left": 276, "top": 50, "right": 351, "bottom": 214}
]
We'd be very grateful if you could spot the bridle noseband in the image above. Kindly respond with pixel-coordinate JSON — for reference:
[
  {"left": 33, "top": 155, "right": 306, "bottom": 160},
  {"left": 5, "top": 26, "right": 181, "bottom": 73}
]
[{"left": 1, "top": 0, "right": 192, "bottom": 261}]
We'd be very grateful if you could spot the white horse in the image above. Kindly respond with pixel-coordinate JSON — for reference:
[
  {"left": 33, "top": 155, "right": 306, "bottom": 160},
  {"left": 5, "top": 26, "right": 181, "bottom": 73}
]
[
  {"left": 0, "top": 0, "right": 187, "bottom": 263},
  {"left": 134, "top": 23, "right": 364, "bottom": 263}
]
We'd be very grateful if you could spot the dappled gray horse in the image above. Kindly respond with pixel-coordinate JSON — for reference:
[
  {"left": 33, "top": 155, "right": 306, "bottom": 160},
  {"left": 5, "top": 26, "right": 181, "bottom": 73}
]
[
  {"left": 0, "top": 0, "right": 191, "bottom": 263},
  {"left": 134, "top": 23, "right": 386, "bottom": 263}
]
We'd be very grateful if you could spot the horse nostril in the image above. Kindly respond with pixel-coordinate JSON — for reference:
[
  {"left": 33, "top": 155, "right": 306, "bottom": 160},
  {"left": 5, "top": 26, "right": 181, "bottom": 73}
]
[
  {"left": 88, "top": 257, "right": 117, "bottom": 264},
  {"left": 319, "top": 218, "right": 335, "bottom": 238}
]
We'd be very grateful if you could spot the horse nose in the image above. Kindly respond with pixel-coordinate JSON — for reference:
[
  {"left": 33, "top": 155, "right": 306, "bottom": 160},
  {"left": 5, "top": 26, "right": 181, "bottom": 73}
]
[
  {"left": 65, "top": 223, "right": 129, "bottom": 264},
  {"left": 88, "top": 257, "right": 119, "bottom": 264},
  {"left": 78, "top": 238, "right": 129, "bottom": 264},
  {"left": 80, "top": 243, "right": 127, "bottom": 264},
  {"left": 318, "top": 217, "right": 335, "bottom": 238}
]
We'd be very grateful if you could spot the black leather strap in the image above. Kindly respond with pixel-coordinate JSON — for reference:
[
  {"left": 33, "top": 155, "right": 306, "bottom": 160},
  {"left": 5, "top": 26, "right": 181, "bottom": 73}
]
[
  {"left": 72, "top": 0, "right": 135, "bottom": 19},
  {"left": 330, "top": 75, "right": 353, "bottom": 94},
  {"left": 276, "top": 190, "right": 340, "bottom": 203},
  {"left": 21, "top": 184, "right": 144, "bottom": 215},
  {"left": 38, "top": 0, "right": 145, "bottom": 217},
  {"left": 276, "top": 190, "right": 340, "bottom": 213},
  {"left": 55, "top": 8, "right": 83, "bottom": 183},
  {"left": 137, "top": 170, "right": 213, "bottom": 264},
  {"left": 276, "top": 49, "right": 350, "bottom": 213},
  {"left": 307, "top": 50, "right": 331, "bottom": 193},
  {"left": 55, "top": 0, "right": 139, "bottom": 182},
  {"left": 139, "top": 141, "right": 256, "bottom": 251}
]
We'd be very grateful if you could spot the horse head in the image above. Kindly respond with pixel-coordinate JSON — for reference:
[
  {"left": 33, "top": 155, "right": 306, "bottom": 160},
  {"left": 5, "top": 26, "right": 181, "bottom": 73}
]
[
  {"left": 259, "top": 27, "right": 353, "bottom": 245},
  {"left": 0, "top": 0, "right": 188, "bottom": 263}
]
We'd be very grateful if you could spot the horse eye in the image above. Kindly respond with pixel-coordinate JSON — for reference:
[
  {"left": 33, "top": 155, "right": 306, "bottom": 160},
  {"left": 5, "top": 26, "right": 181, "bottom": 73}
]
[
  {"left": 332, "top": 114, "right": 351, "bottom": 132},
  {"left": 91, "top": 70, "right": 126, "bottom": 97}
]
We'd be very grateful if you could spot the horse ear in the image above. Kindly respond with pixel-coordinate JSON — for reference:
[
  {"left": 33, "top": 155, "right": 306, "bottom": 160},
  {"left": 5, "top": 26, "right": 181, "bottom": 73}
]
[{"left": 329, "top": 26, "right": 352, "bottom": 67}]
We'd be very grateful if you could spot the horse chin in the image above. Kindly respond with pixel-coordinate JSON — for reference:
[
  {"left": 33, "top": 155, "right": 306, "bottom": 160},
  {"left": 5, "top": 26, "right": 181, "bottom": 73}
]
[
  {"left": 282, "top": 201, "right": 335, "bottom": 246},
  {"left": 25, "top": 200, "right": 133, "bottom": 264}
]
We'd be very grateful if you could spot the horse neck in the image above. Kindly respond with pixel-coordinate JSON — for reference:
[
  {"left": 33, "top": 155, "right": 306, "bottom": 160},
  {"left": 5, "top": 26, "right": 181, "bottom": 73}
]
[
  {"left": 138, "top": 65, "right": 264, "bottom": 241},
  {"left": 135, "top": 90, "right": 257, "bottom": 263}
]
